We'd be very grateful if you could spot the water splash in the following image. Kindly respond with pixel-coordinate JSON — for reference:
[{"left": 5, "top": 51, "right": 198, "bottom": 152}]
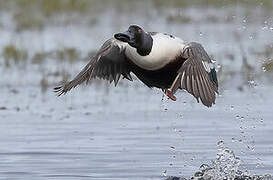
[
  {"left": 191, "top": 140, "right": 242, "bottom": 179},
  {"left": 166, "top": 141, "right": 273, "bottom": 180}
]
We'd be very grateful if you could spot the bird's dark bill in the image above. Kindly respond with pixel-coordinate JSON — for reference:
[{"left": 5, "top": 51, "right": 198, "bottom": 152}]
[{"left": 114, "top": 31, "right": 132, "bottom": 43}]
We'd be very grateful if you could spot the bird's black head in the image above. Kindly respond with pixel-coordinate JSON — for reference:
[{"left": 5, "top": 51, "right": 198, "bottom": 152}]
[
  {"left": 114, "top": 25, "right": 144, "bottom": 48},
  {"left": 114, "top": 25, "right": 153, "bottom": 56}
]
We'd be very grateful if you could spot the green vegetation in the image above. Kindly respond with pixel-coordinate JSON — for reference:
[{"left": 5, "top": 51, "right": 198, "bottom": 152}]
[
  {"left": 40, "top": 0, "right": 90, "bottom": 16},
  {"left": 13, "top": 12, "right": 44, "bottom": 32},
  {"left": 0, "top": 0, "right": 271, "bottom": 31},
  {"left": 56, "top": 48, "right": 80, "bottom": 62},
  {"left": 2, "top": 0, "right": 100, "bottom": 31},
  {"left": 167, "top": 14, "right": 191, "bottom": 24},
  {"left": 32, "top": 52, "right": 50, "bottom": 64},
  {"left": 1, "top": 45, "right": 82, "bottom": 67},
  {"left": 3, "top": 45, "right": 28, "bottom": 67},
  {"left": 152, "top": 0, "right": 273, "bottom": 8},
  {"left": 14, "top": 0, "right": 95, "bottom": 15}
]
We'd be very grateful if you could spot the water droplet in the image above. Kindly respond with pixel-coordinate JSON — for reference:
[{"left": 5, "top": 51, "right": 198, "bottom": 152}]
[
  {"left": 217, "top": 140, "right": 225, "bottom": 148},
  {"left": 199, "top": 164, "right": 210, "bottom": 171},
  {"left": 248, "top": 80, "right": 255, "bottom": 85},
  {"left": 199, "top": 32, "right": 203, "bottom": 37},
  {"left": 262, "top": 66, "right": 267, "bottom": 72},
  {"left": 194, "top": 171, "right": 203, "bottom": 177},
  {"left": 230, "top": 105, "right": 234, "bottom": 110},
  {"left": 256, "top": 163, "right": 261, "bottom": 168},
  {"left": 263, "top": 174, "right": 272, "bottom": 179},
  {"left": 189, "top": 141, "right": 267, "bottom": 180},
  {"left": 162, "top": 170, "right": 167, "bottom": 177},
  {"left": 262, "top": 26, "right": 268, "bottom": 30}
]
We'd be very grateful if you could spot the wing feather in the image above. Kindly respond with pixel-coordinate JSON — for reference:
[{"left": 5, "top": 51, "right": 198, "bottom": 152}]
[
  {"left": 170, "top": 42, "right": 218, "bottom": 107},
  {"left": 54, "top": 38, "right": 132, "bottom": 96}
]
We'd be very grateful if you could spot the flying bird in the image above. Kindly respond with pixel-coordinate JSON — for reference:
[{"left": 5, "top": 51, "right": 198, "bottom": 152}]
[{"left": 54, "top": 25, "right": 218, "bottom": 107}]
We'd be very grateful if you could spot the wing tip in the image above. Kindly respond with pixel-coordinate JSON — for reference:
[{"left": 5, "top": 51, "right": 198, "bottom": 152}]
[
  {"left": 194, "top": 97, "right": 212, "bottom": 108},
  {"left": 53, "top": 85, "right": 66, "bottom": 96}
]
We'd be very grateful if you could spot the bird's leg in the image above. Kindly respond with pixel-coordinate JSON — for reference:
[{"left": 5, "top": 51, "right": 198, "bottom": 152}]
[
  {"left": 162, "top": 89, "right": 177, "bottom": 101},
  {"left": 162, "top": 72, "right": 183, "bottom": 101},
  {"left": 170, "top": 72, "right": 182, "bottom": 94}
]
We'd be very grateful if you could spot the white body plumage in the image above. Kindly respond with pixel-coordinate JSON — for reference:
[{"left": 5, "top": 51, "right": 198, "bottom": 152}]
[{"left": 125, "top": 33, "right": 187, "bottom": 71}]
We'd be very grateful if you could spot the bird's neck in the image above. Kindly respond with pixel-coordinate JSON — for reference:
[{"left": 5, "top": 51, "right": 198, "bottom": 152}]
[{"left": 137, "top": 33, "right": 153, "bottom": 56}]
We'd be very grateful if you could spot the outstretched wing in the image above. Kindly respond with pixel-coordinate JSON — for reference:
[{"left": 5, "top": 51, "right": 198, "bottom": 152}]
[
  {"left": 54, "top": 38, "right": 132, "bottom": 96},
  {"left": 170, "top": 42, "right": 218, "bottom": 107}
]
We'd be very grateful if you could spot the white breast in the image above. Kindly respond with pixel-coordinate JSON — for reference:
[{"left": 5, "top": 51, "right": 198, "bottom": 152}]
[{"left": 125, "top": 33, "right": 187, "bottom": 71}]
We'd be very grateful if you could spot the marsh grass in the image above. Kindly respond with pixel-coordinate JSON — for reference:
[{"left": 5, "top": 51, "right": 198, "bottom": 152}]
[
  {"left": 31, "top": 48, "right": 80, "bottom": 65},
  {"left": 32, "top": 52, "right": 50, "bottom": 64},
  {"left": 14, "top": 0, "right": 94, "bottom": 15},
  {"left": 152, "top": 0, "right": 273, "bottom": 8},
  {"left": 1, "top": 44, "right": 82, "bottom": 67},
  {"left": 4, "top": 0, "right": 272, "bottom": 10},
  {"left": 1, "top": 0, "right": 272, "bottom": 31},
  {"left": 3, "top": 45, "right": 28, "bottom": 67},
  {"left": 56, "top": 48, "right": 80, "bottom": 62},
  {"left": 5, "top": 0, "right": 100, "bottom": 31},
  {"left": 13, "top": 12, "right": 44, "bottom": 32},
  {"left": 166, "top": 14, "right": 192, "bottom": 24},
  {"left": 40, "top": 0, "right": 90, "bottom": 16}
]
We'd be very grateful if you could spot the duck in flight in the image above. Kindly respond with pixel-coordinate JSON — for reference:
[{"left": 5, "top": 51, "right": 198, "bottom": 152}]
[{"left": 54, "top": 25, "right": 218, "bottom": 107}]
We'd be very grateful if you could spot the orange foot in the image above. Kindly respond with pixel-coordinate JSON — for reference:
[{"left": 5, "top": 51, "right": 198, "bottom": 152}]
[{"left": 162, "top": 89, "right": 177, "bottom": 101}]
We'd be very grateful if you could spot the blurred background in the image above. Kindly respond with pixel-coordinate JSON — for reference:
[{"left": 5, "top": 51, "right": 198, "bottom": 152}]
[
  {"left": 0, "top": 0, "right": 273, "bottom": 89},
  {"left": 0, "top": 0, "right": 273, "bottom": 179}
]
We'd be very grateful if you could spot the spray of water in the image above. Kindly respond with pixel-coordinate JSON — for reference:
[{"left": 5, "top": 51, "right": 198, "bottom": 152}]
[{"left": 166, "top": 141, "right": 272, "bottom": 180}]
